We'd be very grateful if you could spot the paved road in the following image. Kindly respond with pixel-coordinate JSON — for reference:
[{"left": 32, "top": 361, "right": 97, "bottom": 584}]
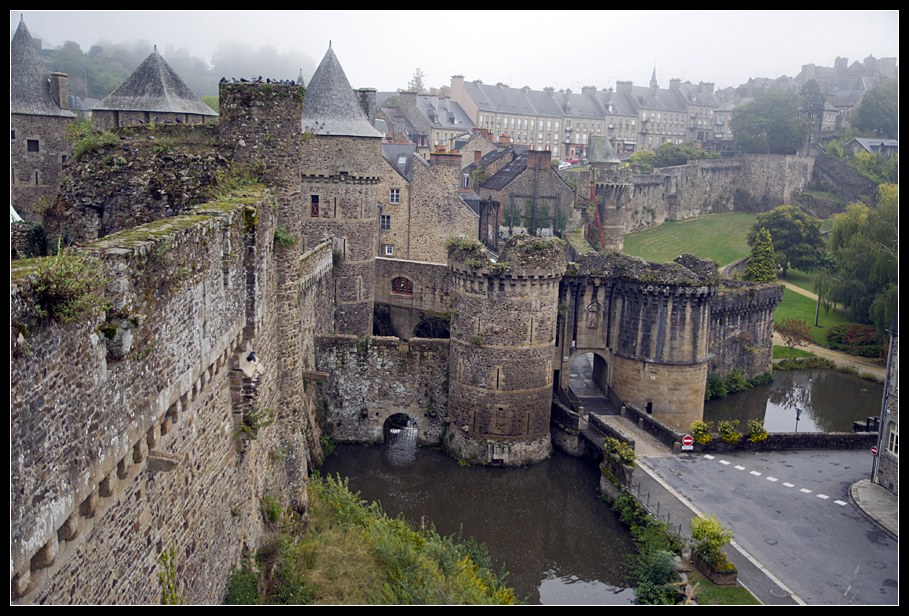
[{"left": 640, "top": 450, "right": 898, "bottom": 605}]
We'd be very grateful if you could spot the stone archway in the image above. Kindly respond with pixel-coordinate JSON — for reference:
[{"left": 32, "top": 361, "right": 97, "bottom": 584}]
[
  {"left": 382, "top": 413, "right": 419, "bottom": 466},
  {"left": 412, "top": 317, "right": 450, "bottom": 339}
]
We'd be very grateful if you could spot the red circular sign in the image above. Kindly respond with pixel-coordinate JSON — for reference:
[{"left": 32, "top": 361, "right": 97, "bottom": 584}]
[
  {"left": 871, "top": 446, "right": 879, "bottom": 456},
  {"left": 682, "top": 434, "right": 695, "bottom": 447}
]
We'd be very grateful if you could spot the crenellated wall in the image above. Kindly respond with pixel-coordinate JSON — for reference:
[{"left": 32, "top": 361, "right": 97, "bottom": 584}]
[
  {"left": 315, "top": 336, "right": 449, "bottom": 445},
  {"left": 623, "top": 155, "right": 815, "bottom": 231},
  {"left": 708, "top": 281, "right": 784, "bottom": 379},
  {"left": 10, "top": 189, "right": 333, "bottom": 604}
]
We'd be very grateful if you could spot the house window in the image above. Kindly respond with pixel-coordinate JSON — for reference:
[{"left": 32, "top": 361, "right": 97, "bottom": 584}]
[
  {"left": 391, "top": 276, "right": 413, "bottom": 296},
  {"left": 10, "top": 130, "right": 15, "bottom": 140},
  {"left": 390, "top": 188, "right": 400, "bottom": 204},
  {"left": 310, "top": 195, "right": 319, "bottom": 217},
  {"left": 383, "top": 244, "right": 394, "bottom": 256},
  {"left": 380, "top": 215, "right": 391, "bottom": 230},
  {"left": 27, "top": 139, "right": 39, "bottom": 152},
  {"left": 887, "top": 423, "right": 898, "bottom": 456}
]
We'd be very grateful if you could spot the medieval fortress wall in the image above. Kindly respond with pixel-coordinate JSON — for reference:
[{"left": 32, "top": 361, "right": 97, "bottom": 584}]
[{"left": 10, "top": 78, "right": 798, "bottom": 603}]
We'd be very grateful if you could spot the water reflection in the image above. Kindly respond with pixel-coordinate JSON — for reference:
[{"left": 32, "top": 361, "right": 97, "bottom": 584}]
[
  {"left": 705, "top": 369, "right": 883, "bottom": 433},
  {"left": 321, "top": 445, "right": 636, "bottom": 605}
]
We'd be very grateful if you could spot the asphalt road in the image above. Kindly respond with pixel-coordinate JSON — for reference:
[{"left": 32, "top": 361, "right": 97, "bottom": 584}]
[{"left": 641, "top": 450, "right": 898, "bottom": 605}]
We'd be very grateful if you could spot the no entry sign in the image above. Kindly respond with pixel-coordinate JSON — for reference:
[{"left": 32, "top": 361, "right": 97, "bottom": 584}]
[
  {"left": 681, "top": 434, "right": 694, "bottom": 450},
  {"left": 871, "top": 445, "right": 879, "bottom": 456}
]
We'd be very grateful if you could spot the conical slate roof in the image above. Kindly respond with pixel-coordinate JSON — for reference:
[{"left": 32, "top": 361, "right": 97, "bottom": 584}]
[
  {"left": 301, "top": 45, "right": 381, "bottom": 138},
  {"left": 10, "top": 17, "right": 75, "bottom": 117},
  {"left": 92, "top": 49, "right": 216, "bottom": 116}
]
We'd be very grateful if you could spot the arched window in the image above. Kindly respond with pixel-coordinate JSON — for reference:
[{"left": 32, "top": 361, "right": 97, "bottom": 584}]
[{"left": 391, "top": 277, "right": 413, "bottom": 296}]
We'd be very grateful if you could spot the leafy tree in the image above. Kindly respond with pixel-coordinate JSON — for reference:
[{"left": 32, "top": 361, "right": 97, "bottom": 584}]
[
  {"left": 800, "top": 79, "right": 826, "bottom": 131},
  {"left": 630, "top": 142, "right": 719, "bottom": 169},
  {"left": 742, "top": 227, "right": 777, "bottom": 283},
  {"left": 408, "top": 68, "right": 426, "bottom": 94},
  {"left": 747, "top": 205, "right": 823, "bottom": 276},
  {"left": 825, "top": 184, "right": 898, "bottom": 329},
  {"left": 731, "top": 90, "right": 808, "bottom": 154},
  {"left": 776, "top": 318, "right": 812, "bottom": 352},
  {"left": 851, "top": 80, "right": 898, "bottom": 138}
]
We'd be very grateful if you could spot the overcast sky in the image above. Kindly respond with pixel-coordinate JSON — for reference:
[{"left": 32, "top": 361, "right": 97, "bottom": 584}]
[{"left": 10, "top": 10, "right": 899, "bottom": 93}]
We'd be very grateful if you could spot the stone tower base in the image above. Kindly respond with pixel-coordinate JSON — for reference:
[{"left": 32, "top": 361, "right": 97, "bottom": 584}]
[{"left": 443, "top": 427, "right": 552, "bottom": 466}]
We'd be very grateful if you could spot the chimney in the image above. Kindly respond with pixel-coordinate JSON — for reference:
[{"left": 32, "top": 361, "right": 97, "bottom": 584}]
[
  {"left": 527, "top": 150, "right": 550, "bottom": 170},
  {"left": 669, "top": 78, "right": 681, "bottom": 90},
  {"left": 498, "top": 133, "right": 511, "bottom": 146},
  {"left": 49, "top": 72, "right": 69, "bottom": 110},
  {"left": 357, "top": 88, "right": 376, "bottom": 122},
  {"left": 699, "top": 82, "right": 715, "bottom": 94},
  {"left": 616, "top": 80, "right": 633, "bottom": 95},
  {"left": 544, "top": 87, "right": 555, "bottom": 97},
  {"left": 430, "top": 151, "right": 462, "bottom": 167},
  {"left": 399, "top": 90, "right": 417, "bottom": 108},
  {"left": 582, "top": 86, "right": 597, "bottom": 96},
  {"left": 474, "top": 150, "right": 482, "bottom": 164}
]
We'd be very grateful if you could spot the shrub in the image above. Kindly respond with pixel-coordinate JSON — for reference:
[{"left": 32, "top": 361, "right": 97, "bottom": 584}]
[
  {"left": 604, "top": 436, "right": 636, "bottom": 467},
  {"left": 747, "top": 419, "right": 769, "bottom": 443},
  {"left": 725, "top": 369, "right": 751, "bottom": 394},
  {"left": 274, "top": 227, "right": 297, "bottom": 248},
  {"left": 705, "top": 374, "right": 728, "bottom": 400},
  {"left": 32, "top": 243, "right": 108, "bottom": 324},
  {"left": 65, "top": 118, "right": 120, "bottom": 160},
  {"left": 225, "top": 561, "right": 260, "bottom": 605},
  {"left": 690, "top": 420, "right": 713, "bottom": 446},
  {"left": 690, "top": 513, "right": 734, "bottom": 569},
  {"left": 717, "top": 419, "right": 741, "bottom": 444}
]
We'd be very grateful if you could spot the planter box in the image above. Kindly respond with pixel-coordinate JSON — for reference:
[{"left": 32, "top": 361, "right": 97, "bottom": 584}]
[{"left": 692, "top": 551, "right": 738, "bottom": 586}]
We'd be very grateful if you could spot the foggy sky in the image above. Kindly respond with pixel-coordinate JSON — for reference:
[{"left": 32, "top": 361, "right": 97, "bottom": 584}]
[{"left": 10, "top": 10, "right": 900, "bottom": 93}]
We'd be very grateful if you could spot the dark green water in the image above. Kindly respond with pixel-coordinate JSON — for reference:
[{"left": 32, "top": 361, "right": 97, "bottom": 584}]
[
  {"left": 321, "top": 441, "right": 636, "bottom": 605},
  {"left": 705, "top": 369, "right": 883, "bottom": 433}
]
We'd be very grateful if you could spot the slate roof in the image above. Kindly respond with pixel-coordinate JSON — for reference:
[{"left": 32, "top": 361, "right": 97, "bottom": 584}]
[
  {"left": 381, "top": 143, "right": 417, "bottom": 181},
  {"left": 301, "top": 45, "right": 382, "bottom": 138},
  {"left": 92, "top": 50, "right": 215, "bottom": 116},
  {"left": 556, "top": 90, "right": 604, "bottom": 120},
  {"left": 462, "top": 81, "right": 562, "bottom": 117},
  {"left": 416, "top": 95, "right": 474, "bottom": 131},
  {"left": 10, "top": 18, "right": 75, "bottom": 117},
  {"left": 481, "top": 151, "right": 529, "bottom": 191},
  {"left": 459, "top": 191, "right": 481, "bottom": 215},
  {"left": 850, "top": 137, "right": 899, "bottom": 152},
  {"left": 462, "top": 146, "right": 512, "bottom": 175}
]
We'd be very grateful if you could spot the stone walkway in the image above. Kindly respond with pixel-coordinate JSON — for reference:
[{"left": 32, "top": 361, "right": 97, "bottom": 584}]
[{"left": 850, "top": 479, "right": 899, "bottom": 539}]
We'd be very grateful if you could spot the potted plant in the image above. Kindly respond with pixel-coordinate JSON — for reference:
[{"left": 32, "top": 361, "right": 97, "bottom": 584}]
[{"left": 690, "top": 513, "right": 737, "bottom": 585}]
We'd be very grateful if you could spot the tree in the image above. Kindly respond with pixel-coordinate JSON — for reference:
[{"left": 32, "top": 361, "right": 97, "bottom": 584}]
[
  {"left": 776, "top": 318, "right": 812, "bottom": 352},
  {"left": 825, "top": 183, "right": 898, "bottom": 330},
  {"left": 742, "top": 227, "right": 777, "bottom": 282},
  {"left": 747, "top": 205, "right": 823, "bottom": 276},
  {"left": 731, "top": 90, "right": 808, "bottom": 154},
  {"left": 800, "top": 79, "right": 826, "bottom": 132},
  {"left": 851, "top": 80, "right": 898, "bottom": 139},
  {"left": 408, "top": 68, "right": 426, "bottom": 94}
]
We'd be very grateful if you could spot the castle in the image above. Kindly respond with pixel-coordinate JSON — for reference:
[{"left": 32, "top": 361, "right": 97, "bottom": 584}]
[{"left": 11, "top": 42, "right": 786, "bottom": 603}]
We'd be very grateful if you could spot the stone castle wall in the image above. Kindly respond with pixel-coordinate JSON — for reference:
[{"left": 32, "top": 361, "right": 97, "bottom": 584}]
[
  {"left": 10, "top": 190, "right": 331, "bottom": 604},
  {"left": 708, "top": 281, "right": 783, "bottom": 379},
  {"left": 11, "top": 113, "right": 73, "bottom": 223},
  {"left": 623, "top": 154, "right": 815, "bottom": 231},
  {"left": 315, "top": 336, "right": 449, "bottom": 445}
]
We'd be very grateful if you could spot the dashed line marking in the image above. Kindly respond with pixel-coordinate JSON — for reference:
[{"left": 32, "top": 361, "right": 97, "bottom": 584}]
[
  {"left": 750, "top": 470, "right": 762, "bottom": 476},
  {"left": 704, "top": 454, "right": 715, "bottom": 460},
  {"left": 766, "top": 477, "right": 778, "bottom": 482},
  {"left": 834, "top": 500, "right": 847, "bottom": 506},
  {"left": 817, "top": 494, "right": 830, "bottom": 500},
  {"left": 719, "top": 460, "right": 730, "bottom": 465},
  {"left": 783, "top": 482, "right": 795, "bottom": 488},
  {"left": 800, "top": 488, "right": 812, "bottom": 494},
  {"left": 734, "top": 465, "right": 746, "bottom": 470}
]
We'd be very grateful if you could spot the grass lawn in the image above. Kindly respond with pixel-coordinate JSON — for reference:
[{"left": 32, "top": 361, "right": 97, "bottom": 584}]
[
  {"left": 780, "top": 268, "right": 818, "bottom": 293},
  {"left": 687, "top": 569, "right": 761, "bottom": 605},
  {"left": 623, "top": 213, "right": 757, "bottom": 266},
  {"left": 774, "top": 288, "right": 852, "bottom": 346},
  {"left": 773, "top": 345, "right": 815, "bottom": 359}
]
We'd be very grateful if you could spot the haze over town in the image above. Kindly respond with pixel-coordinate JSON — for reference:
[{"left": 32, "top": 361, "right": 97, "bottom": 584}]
[{"left": 10, "top": 10, "right": 899, "bottom": 93}]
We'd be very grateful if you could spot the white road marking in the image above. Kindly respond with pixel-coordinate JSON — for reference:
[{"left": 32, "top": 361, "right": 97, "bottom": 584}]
[
  {"left": 734, "top": 465, "right": 746, "bottom": 470},
  {"left": 800, "top": 488, "right": 812, "bottom": 494},
  {"left": 766, "top": 477, "right": 778, "bottom": 482},
  {"left": 704, "top": 454, "right": 715, "bottom": 460},
  {"left": 834, "top": 500, "right": 848, "bottom": 506},
  {"left": 817, "top": 494, "right": 829, "bottom": 500},
  {"left": 750, "top": 470, "right": 762, "bottom": 476},
  {"left": 783, "top": 482, "right": 795, "bottom": 488},
  {"left": 720, "top": 460, "right": 730, "bottom": 465}
]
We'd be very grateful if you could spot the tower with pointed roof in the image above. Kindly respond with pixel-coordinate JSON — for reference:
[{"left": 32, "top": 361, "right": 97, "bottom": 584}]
[
  {"left": 10, "top": 15, "right": 76, "bottom": 222},
  {"left": 300, "top": 44, "right": 383, "bottom": 335},
  {"left": 91, "top": 48, "right": 217, "bottom": 129}
]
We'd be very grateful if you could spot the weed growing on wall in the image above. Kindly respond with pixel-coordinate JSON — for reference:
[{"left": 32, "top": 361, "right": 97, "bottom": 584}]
[{"left": 32, "top": 242, "right": 108, "bottom": 324}]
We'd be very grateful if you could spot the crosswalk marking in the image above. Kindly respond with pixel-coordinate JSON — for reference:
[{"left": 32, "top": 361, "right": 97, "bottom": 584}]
[
  {"left": 750, "top": 470, "right": 762, "bottom": 476},
  {"left": 704, "top": 454, "right": 715, "bottom": 460},
  {"left": 734, "top": 465, "right": 746, "bottom": 470},
  {"left": 834, "top": 500, "right": 848, "bottom": 506},
  {"left": 766, "top": 477, "right": 778, "bottom": 482},
  {"left": 817, "top": 494, "right": 830, "bottom": 500},
  {"left": 800, "top": 488, "right": 812, "bottom": 494},
  {"left": 719, "top": 460, "right": 730, "bottom": 465},
  {"left": 783, "top": 482, "right": 795, "bottom": 488}
]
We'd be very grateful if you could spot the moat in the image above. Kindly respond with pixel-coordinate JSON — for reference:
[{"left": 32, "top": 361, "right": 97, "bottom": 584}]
[{"left": 322, "top": 443, "right": 637, "bottom": 605}]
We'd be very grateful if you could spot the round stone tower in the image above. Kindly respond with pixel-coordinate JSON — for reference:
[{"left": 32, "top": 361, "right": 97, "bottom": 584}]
[
  {"left": 299, "top": 44, "right": 383, "bottom": 336},
  {"left": 445, "top": 236, "right": 567, "bottom": 465}
]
